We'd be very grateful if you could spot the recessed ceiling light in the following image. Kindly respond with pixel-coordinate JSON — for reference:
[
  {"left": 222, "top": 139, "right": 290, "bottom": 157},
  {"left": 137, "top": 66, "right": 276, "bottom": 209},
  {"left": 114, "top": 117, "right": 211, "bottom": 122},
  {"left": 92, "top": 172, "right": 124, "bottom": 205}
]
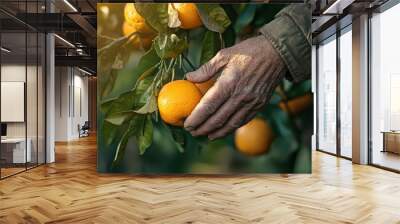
[
  {"left": 1, "top": 47, "right": 11, "bottom": 53},
  {"left": 54, "top": 34, "right": 75, "bottom": 48},
  {"left": 63, "top": 0, "right": 78, "bottom": 12},
  {"left": 77, "top": 67, "right": 93, "bottom": 76}
]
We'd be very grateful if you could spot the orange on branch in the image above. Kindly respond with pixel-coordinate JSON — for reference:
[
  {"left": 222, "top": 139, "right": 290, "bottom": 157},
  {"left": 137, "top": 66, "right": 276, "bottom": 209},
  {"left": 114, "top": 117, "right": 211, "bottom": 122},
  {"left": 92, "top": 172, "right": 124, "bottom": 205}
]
[
  {"left": 124, "top": 3, "right": 154, "bottom": 35},
  {"left": 157, "top": 80, "right": 202, "bottom": 126},
  {"left": 172, "top": 3, "right": 202, "bottom": 29},
  {"left": 279, "top": 94, "right": 313, "bottom": 114},
  {"left": 234, "top": 118, "right": 274, "bottom": 156},
  {"left": 122, "top": 22, "right": 153, "bottom": 49}
]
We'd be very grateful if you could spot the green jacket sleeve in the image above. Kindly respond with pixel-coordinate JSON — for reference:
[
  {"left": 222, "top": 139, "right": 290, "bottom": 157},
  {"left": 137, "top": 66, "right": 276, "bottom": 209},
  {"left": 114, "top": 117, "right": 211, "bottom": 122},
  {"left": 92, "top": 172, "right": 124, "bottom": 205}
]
[{"left": 259, "top": 3, "right": 312, "bottom": 82}]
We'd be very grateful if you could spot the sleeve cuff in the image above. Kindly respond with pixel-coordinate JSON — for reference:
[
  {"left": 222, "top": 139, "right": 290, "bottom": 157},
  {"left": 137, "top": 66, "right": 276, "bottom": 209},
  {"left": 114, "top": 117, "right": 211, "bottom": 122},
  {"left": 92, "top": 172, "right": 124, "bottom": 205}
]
[{"left": 259, "top": 6, "right": 311, "bottom": 83}]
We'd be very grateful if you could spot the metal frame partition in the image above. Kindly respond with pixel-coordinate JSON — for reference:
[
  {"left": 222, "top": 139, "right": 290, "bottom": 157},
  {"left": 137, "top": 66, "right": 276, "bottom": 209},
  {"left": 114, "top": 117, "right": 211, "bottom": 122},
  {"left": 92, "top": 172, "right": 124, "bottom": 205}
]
[{"left": 0, "top": 1, "right": 47, "bottom": 180}]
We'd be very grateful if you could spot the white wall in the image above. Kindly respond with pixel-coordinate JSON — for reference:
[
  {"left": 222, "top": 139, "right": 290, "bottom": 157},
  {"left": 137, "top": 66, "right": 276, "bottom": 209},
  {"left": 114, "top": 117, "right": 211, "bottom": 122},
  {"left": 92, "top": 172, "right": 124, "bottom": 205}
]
[
  {"left": 54, "top": 67, "right": 89, "bottom": 141},
  {"left": 1, "top": 65, "right": 39, "bottom": 138},
  {"left": 1, "top": 63, "right": 46, "bottom": 164}
]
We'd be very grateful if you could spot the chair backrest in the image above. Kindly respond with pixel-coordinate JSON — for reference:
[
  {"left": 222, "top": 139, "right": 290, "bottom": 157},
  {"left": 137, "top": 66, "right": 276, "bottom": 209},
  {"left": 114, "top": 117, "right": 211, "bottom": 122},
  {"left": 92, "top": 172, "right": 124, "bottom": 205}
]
[{"left": 82, "top": 121, "right": 90, "bottom": 129}]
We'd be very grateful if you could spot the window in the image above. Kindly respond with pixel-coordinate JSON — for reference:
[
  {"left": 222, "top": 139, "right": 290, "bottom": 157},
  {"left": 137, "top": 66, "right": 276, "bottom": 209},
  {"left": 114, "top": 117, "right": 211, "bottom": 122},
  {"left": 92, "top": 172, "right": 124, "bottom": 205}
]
[
  {"left": 370, "top": 3, "right": 400, "bottom": 171},
  {"left": 317, "top": 35, "right": 337, "bottom": 154},
  {"left": 339, "top": 27, "right": 352, "bottom": 158}
]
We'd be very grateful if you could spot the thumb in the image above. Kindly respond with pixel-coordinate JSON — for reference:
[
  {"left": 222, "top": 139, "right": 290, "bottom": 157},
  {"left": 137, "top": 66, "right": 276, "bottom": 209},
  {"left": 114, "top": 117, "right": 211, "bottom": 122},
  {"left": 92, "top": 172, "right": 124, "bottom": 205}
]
[{"left": 186, "top": 51, "right": 228, "bottom": 83}]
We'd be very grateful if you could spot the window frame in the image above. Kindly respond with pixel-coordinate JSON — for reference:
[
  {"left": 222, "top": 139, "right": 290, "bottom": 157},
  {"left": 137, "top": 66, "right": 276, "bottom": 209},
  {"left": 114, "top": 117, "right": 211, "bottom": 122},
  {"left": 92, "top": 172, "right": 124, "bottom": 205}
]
[{"left": 315, "top": 22, "right": 353, "bottom": 161}]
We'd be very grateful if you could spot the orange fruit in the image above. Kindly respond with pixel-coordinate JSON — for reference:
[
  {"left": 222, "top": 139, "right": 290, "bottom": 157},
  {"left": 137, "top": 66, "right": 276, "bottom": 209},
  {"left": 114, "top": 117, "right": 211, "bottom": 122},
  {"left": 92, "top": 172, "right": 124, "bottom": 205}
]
[
  {"left": 172, "top": 3, "right": 202, "bottom": 29},
  {"left": 124, "top": 3, "right": 154, "bottom": 35},
  {"left": 234, "top": 118, "right": 274, "bottom": 156},
  {"left": 279, "top": 94, "right": 313, "bottom": 114},
  {"left": 195, "top": 79, "right": 215, "bottom": 95},
  {"left": 158, "top": 80, "right": 202, "bottom": 126},
  {"left": 122, "top": 22, "right": 153, "bottom": 49}
]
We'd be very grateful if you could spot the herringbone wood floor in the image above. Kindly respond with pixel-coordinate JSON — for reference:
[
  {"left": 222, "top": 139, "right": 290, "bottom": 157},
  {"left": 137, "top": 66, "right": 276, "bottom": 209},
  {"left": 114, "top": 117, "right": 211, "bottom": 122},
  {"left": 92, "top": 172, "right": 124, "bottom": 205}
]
[{"left": 1, "top": 135, "right": 400, "bottom": 224}]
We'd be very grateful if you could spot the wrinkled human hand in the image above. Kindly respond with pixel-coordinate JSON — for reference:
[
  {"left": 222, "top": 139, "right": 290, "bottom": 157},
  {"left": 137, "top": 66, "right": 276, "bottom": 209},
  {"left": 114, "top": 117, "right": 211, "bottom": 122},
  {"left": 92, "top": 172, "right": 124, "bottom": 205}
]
[{"left": 184, "top": 35, "right": 287, "bottom": 140}]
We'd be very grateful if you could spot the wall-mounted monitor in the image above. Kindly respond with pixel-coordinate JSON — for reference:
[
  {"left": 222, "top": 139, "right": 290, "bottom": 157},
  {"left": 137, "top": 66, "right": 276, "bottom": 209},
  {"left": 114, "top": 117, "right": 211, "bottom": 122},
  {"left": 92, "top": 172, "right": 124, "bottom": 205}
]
[
  {"left": 1, "top": 123, "right": 7, "bottom": 137},
  {"left": 1, "top": 82, "right": 25, "bottom": 122}
]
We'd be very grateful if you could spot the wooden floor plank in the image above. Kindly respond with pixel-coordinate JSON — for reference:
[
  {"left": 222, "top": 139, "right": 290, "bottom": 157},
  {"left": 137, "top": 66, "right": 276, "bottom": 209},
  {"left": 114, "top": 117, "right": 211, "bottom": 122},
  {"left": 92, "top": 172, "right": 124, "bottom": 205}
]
[{"left": 1, "top": 135, "right": 400, "bottom": 223}]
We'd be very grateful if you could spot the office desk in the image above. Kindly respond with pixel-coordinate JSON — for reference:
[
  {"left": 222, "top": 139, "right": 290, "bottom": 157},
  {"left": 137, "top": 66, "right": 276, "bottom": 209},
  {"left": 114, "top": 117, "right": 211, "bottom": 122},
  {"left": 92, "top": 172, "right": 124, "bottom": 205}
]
[
  {"left": 1, "top": 138, "right": 31, "bottom": 163},
  {"left": 382, "top": 131, "right": 400, "bottom": 154}
]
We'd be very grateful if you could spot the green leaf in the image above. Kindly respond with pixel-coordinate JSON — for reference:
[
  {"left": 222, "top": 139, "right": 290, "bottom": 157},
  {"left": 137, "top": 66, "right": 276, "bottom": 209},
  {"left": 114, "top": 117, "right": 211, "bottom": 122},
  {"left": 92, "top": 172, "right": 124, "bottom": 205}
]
[
  {"left": 105, "top": 112, "right": 133, "bottom": 126},
  {"left": 196, "top": 4, "right": 231, "bottom": 33},
  {"left": 106, "top": 47, "right": 160, "bottom": 99},
  {"left": 134, "top": 3, "right": 169, "bottom": 33},
  {"left": 170, "top": 127, "right": 185, "bottom": 153},
  {"left": 134, "top": 94, "right": 157, "bottom": 114},
  {"left": 97, "top": 26, "right": 141, "bottom": 99},
  {"left": 101, "top": 48, "right": 160, "bottom": 125},
  {"left": 287, "top": 80, "right": 311, "bottom": 99},
  {"left": 103, "top": 68, "right": 157, "bottom": 125},
  {"left": 222, "top": 26, "right": 236, "bottom": 48},
  {"left": 133, "top": 69, "right": 158, "bottom": 109},
  {"left": 159, "top": 121, "right": 185, "bottom": 153},
  {"left": 137, "top": 115, "right": 154, "bottom": 155},
  {"left": 187, "top": 28, "right": 207, "bottom": 68},
  {"left": 103, "top": 121, "right": 122, "bottom": 146},
  {"left": 112, "top": 119, "right": 136, "bottom": 166},
  {"left": 200, "top": 30, "right": 221, "bottom": 65},
  {"left": 234, "top": 4, "right": 256, "bottom": 33},
  {"left": 154, "top": 33, "right": 188, "bottom": 59}
]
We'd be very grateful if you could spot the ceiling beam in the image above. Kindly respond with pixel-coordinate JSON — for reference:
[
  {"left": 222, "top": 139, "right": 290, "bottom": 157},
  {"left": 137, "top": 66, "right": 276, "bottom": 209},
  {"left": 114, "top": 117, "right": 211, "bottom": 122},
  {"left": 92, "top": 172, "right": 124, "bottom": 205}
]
[{"left": 55, "top": 55, "right": 96, "bottom": 72}]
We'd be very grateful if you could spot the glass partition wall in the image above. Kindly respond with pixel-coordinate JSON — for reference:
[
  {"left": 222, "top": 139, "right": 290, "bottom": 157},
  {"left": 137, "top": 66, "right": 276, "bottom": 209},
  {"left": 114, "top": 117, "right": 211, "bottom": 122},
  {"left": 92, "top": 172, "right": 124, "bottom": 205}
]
[
  {"left": 339, "top": 26, "right": 352, "bottom": 159},
  {"left": 0, "top": 2, "right": 46, "bottom": 179},
  {"left": 370, "top": 3, "right": 400, "bottom": 171},
  {"left": 317, "top": 35, "right": 337, "bottom": 155},
  {"left": 316, "top": 25, "right": 353, "bottom": 159}
]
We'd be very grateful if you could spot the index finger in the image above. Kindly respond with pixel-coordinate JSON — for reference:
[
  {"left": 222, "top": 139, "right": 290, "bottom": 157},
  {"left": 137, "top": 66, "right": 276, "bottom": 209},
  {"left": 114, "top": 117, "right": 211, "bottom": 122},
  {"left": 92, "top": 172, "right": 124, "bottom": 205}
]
[{"left": 184, "top": 79, "right": 231, "bottom": 131}]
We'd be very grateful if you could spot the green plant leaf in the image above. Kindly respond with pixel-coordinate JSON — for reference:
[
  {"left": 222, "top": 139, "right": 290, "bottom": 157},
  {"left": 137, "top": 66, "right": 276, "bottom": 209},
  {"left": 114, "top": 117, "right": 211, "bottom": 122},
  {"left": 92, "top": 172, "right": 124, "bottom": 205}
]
[
  {"left": 187, "top": 28, "right": 207, "bottom": 68},
  {"left": 112, "top": 119, "right": 136, "bottom": 166},
  {"left": 101, "top": 48, "right": 160, "bottom": 125},
  {"left": 106, "top": 47, "right": 160, "bottom": 99},
  {"left": 134, "top": 94, "right": 157, "bottom": 114},
  {"left": 103, "top": 67, "right": 157, "bottom": 125},
  {"left": 133, "top": 69, "right": 158, "bottom": 109},
  {"left": 287, "top": 80, "right": 311, "bottom": 99},
  {"left": 234, "top": 4, "right": 256, "bottom": 34},
  {"left": 105, "top": 111, "right": 133, "bottom": 126},
  {"left": 158, "top": 121, "right": 185, "bottom": 153},
  {"left": 170, "top": 127, "right": 185, "bottom": 153},
  {"left": 196, "top": 4, "right": 231, "bottom": 33},
  {"left": 200, "top": 30, "right": 221, "bottom": 65},
  {"left": 222, "top": 26, "right": 236, "bottom": 47},
  {"left": 134, "top": 3, "right": 169, "bottom": 33},
  {"left": 103, "top": 121, "right": 121, "bottom": 146},
  {"left": 137, "top": 115, "right": 154, "bottom": 155},
  {"left": 154, "top": 33, "right": 188, "bottom": 59}
]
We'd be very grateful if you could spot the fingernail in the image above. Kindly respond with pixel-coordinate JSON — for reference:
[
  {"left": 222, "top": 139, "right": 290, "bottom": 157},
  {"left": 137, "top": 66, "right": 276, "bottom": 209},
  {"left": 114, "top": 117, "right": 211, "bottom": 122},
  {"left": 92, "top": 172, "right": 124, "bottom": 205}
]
[{"left": 185, "top": 126, "right": 194, "bottom": 131}]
